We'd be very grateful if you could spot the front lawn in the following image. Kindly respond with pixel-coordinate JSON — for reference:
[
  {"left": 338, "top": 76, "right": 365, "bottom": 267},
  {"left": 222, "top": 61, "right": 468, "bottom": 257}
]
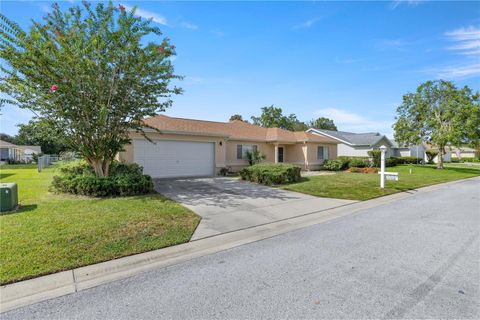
[
  {"left": 283, "top": 165, "right": 480, "bottom": 201},
  {"left": 0, "top": 164, "right": 200, "bottom": 285}
]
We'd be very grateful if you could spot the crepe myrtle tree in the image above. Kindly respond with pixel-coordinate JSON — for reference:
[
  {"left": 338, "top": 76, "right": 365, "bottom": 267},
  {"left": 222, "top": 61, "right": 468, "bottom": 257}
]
[
  {"left": 0, "top": 1, "right": 181, "bottom": 177},
  {"left": 393, "top": 80, "right": 480, "bottom": 169}
]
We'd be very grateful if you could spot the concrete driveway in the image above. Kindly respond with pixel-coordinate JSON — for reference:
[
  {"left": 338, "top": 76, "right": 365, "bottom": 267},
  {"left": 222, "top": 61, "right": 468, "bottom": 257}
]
[{"left": 154, "top": 178, "right": 357, "bottom": 240}]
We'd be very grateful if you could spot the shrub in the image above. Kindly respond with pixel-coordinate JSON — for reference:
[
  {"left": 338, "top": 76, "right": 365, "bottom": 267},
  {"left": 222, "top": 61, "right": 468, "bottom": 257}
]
[
  {"left": 322, "top": 159, "right": 347, "bottom": 171},
  {"left": 386, "top": 158, "right": 398, "bottom": 167},
  {"left": 348, "top": 158, "right": 370, "bottom": 168},
  {"left": 425, "top": 150, "right": 438, "bottom": 164},
  {"left": 368, "top": 150, "right": 381, "bottom": 167},
  {"left": 239, "top": 163, "right": 301, "bottom": 185},
  {"left": 462, "top": 157, "right": 480, "bottom": 163},
  {"left": 395, "top": 156, "right": 421, "bottom": 164},
  {"left": 245, "top": 150, "right": 266, "bottom": 165},
  {"left": 51, "top": 160, "right": 154, "bottom": 197},
  {"left": 218, "top": 167, "right": 229, "bottom": 176},
  {"left": 337, "top": 156, "right": 370, "bottom": 168}
]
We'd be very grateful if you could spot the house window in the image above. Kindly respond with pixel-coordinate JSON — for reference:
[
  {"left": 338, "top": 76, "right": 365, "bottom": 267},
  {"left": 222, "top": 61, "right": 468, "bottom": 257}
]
[
  {"left": 317, "top": 146, "right": 329, "bottom": 160},
  {"left": 237, "top": 144, "right": 258, "bottom": 160}
]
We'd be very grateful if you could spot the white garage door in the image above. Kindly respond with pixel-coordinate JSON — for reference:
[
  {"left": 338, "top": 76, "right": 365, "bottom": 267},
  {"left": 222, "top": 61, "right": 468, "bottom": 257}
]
[{"left": 134, "top": 139, "right": 215, "bottom": 178}]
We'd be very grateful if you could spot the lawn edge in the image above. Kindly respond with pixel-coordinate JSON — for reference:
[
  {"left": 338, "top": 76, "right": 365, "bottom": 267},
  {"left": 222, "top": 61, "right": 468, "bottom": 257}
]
[
  {"left": 2, "top": 176, "right": 478, "bottom": 313},
  {"left": 281, "top": 171, "right": 480, "bottom": 201}
]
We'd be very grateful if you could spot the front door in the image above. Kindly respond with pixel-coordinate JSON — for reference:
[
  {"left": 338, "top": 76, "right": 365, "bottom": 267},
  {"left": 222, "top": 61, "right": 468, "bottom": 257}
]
[{"left": 278, "top": 147, "right": 284, "bottom": 163}]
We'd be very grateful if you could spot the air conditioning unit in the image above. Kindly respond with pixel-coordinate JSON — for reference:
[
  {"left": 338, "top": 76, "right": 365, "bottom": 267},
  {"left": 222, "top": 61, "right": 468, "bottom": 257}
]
[{"left": 0, "top": 183, "right": 18, "bottom": 213}]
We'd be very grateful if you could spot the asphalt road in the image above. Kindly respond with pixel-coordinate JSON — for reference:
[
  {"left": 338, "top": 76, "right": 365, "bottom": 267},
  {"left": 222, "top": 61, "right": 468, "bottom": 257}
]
[{"left": 3, "top": 178, "right": 479, "bottom": 319}]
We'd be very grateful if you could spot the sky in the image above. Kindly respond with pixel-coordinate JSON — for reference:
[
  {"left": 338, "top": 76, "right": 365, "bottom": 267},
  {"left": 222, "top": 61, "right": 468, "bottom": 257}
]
[{"left": 1, "top": 0, "right": 479, "bottom": 138}]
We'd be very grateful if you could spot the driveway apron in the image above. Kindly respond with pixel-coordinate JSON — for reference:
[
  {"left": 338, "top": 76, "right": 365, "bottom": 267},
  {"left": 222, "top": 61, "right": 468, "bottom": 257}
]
[{"left": 154, "top": 178, "right": 357, "bottom": 240}]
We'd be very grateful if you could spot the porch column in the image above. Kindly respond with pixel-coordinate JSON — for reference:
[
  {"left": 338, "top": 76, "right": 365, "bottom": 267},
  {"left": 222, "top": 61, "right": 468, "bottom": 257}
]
[
  {"left": 302, "top": 142, "right": 308, "bottom": 170},
  {"left": 274, "top": 144, "right": 279, "bottom": 163}
]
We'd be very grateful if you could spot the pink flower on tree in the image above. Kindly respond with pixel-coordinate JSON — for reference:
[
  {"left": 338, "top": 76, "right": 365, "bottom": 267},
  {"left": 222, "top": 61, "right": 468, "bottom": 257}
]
[
  {"left": 50, "top": 85, "right": 58, "bottom": 92},
  {"left": 158, "top": 47, "right": 164, "bottom": 53}
]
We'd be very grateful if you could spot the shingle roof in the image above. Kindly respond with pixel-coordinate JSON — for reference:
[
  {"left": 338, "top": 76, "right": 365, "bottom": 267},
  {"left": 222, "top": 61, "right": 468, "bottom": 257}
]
[
  {"left": 0, "top": 140, "right": 19, "bottom": 148},
  {"left": 310, "top": 129, "right": 390, "bottom": 146},
  {"left": 143, "top": 115, "right": 337, "bottom": 143}
]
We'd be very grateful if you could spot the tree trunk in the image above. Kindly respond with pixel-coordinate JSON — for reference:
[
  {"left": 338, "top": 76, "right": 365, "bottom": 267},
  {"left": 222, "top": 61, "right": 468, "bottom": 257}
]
[
  {"left": 102, "top": 159, "right": 111, "bottom": 177},
  {"left": 90, "top": 159, "right": 105, "bottom": 177},
  {"left": 437, "top": 147, "right": 444, "bottom": 169}
]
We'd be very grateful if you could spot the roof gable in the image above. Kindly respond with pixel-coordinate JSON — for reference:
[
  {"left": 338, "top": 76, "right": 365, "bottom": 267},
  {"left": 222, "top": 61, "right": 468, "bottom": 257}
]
[{"left": 308, "top": 128, "right": 393, "bottom": 147}]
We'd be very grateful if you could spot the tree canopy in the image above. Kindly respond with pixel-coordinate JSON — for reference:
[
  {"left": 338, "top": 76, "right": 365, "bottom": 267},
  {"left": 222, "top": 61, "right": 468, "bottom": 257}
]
[
  {"left": 308, "top": 117, "right": 337, "bottom": 131},
  {"left": 15, "top": 120, "right": 68, "bottom": 154},
  {"left": 229, "top": 114, "right": 246, "bottom": 122},
  {"left": 393, "top": 80, "right": 480, "bottom": 169},
  {"left": 0, "top": 1, "right": 180, "bottom": 176},
  {"left": 251, "top": 105, "right": 307, "bottom": 131},
  {"left": 0, "top": 133, "right": 16, "bottom": 143}
]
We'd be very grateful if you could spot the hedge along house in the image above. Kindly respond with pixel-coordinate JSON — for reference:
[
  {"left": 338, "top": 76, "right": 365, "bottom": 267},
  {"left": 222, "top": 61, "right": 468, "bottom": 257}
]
[{"left": 117, "top": 115, "right": 338, "bottom": 178}]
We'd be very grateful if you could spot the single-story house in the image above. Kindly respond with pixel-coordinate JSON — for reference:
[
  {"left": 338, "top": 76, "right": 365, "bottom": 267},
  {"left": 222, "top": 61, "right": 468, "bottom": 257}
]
[
  {"left": 18, "top": 145, "right": 42, "bottom": 162},
  {"left": 391, "top": 141, "right": 426, "bottom": 159},
  {"left": 117, "top": 115, "right": 339, "bottom": 178},
  {"left": 449, "top": 146, "right": 478, "bottom": 160},
  {"left": 0, "top": 140, "right": 25, "bottom": 162},
  {"left": 306, "top": 129, "right": 396, "bottom": 158}
]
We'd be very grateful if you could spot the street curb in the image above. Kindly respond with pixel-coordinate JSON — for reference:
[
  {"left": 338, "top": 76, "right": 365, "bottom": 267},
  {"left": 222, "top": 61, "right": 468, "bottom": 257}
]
[{"left": 1, "top": 176, "right": 478, "bottom": 313}]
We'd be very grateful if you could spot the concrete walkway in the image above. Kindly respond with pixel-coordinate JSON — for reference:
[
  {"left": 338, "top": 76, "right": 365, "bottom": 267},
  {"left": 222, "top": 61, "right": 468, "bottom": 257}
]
[{"left": 154, "top": 178, "right": 357, "bottom": 240}]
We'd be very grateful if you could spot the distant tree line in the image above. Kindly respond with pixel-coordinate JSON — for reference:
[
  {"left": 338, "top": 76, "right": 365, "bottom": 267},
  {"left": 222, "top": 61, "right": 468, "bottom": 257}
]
[
  {"left": 229, "top": 105, "right": 338, "bottom": 131},
  {"left": 0, "top": 120, "right": 68, "bottom": 154}
]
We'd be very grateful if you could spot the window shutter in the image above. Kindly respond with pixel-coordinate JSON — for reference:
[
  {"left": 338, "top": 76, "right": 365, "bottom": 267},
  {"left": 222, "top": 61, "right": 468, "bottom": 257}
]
[
  {"left": 323, "top": 146, "right": 329, "bottom": 160},
  {"left": 237, "top": 145, "right": 243, "bottom": 159}
]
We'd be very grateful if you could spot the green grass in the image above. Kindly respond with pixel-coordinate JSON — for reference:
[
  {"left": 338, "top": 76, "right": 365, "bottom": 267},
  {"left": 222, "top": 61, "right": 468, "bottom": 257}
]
[
  {"left": 284, "top": 165, "right": 480, "bottom": 201},
  {"left": 0, "top": 164, "right": 200, "bottom": 285}
]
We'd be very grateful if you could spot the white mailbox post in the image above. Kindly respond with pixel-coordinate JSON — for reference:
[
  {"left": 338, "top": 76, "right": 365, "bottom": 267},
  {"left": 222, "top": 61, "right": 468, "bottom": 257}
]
[
  {"left": 378, "top": 145, "right": 398, "bottom": 188},
  {"left": 379, "top": 145, "right": 387, "bottom": 188}
]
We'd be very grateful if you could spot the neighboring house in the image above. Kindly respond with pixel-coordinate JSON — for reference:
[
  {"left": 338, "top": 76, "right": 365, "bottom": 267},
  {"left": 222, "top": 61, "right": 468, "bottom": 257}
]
[
  {"left": 117, "top": 115, "right": 338, "bottom": 178},
  {"left": 0, "top": 140, "right": 25, "bottom": 162},
  {"left": 449, "top": 146, "right": 478, "bottom": 160},
  {"left": 18, "top": 145, "right": 42, "bottom": 162},
  {"left": 391, "top": 141, "right": 426, "bottom": 159},
  {"left": 307, "top": 129, "right": 396, "bottom": 158},
  {"left": 423, "top": 145, "right": 478, "bottom": 163}
]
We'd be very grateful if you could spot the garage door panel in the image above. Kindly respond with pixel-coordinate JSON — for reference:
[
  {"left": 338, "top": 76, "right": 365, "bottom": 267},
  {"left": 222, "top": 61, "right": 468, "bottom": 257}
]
[{"left": 134, "top": 140, "right": 215, "bottom": 178}]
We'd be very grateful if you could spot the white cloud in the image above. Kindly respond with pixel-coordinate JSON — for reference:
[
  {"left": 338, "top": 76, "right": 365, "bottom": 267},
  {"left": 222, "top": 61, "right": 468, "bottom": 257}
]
[
  {"left": 293, "top": 18, "right": 319, "bottom": 30},
  {"left": 314, "top": 108, "right": 394, "bottom": 136},
  {"left": 390, "top": 0, "right": 424, "bottom": 10},
  {"left": 123, "top": 4, "right": 168, "bottom": 26},
  {"left": 40, "top": 4, "right": 51, "bottom": 13},
  {"left": 211, "top": 29, "right": 225, "bottom": 37},
  {"left": 375, "top": 38, "right": 413, "bottom": 51},
  {"left": 334, "top": 57, "right": 363, "bottom": 64},
  {"left": 424, "top": 26, "right": 480, "bottom": 80},
  {"left": 445, "top": 26, "right": 480, "bottom": 56},
  {"left": 425, "top": 63, "right": 480, "bottom": 80},
  {"left": 181, "top": 22, "right": 199, "bottom": 30}
]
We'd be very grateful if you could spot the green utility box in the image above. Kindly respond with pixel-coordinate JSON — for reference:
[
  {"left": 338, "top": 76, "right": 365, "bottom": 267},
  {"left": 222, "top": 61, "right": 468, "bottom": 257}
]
[{"left": 0, "top": 183, "right": 18, "bottom": 213}]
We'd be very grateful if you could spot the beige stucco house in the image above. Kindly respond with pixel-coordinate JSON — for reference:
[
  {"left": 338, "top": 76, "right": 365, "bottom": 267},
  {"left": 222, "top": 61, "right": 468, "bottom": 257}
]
[{"left": 117, "top": 115, "right": 338, "bottom": 178}]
